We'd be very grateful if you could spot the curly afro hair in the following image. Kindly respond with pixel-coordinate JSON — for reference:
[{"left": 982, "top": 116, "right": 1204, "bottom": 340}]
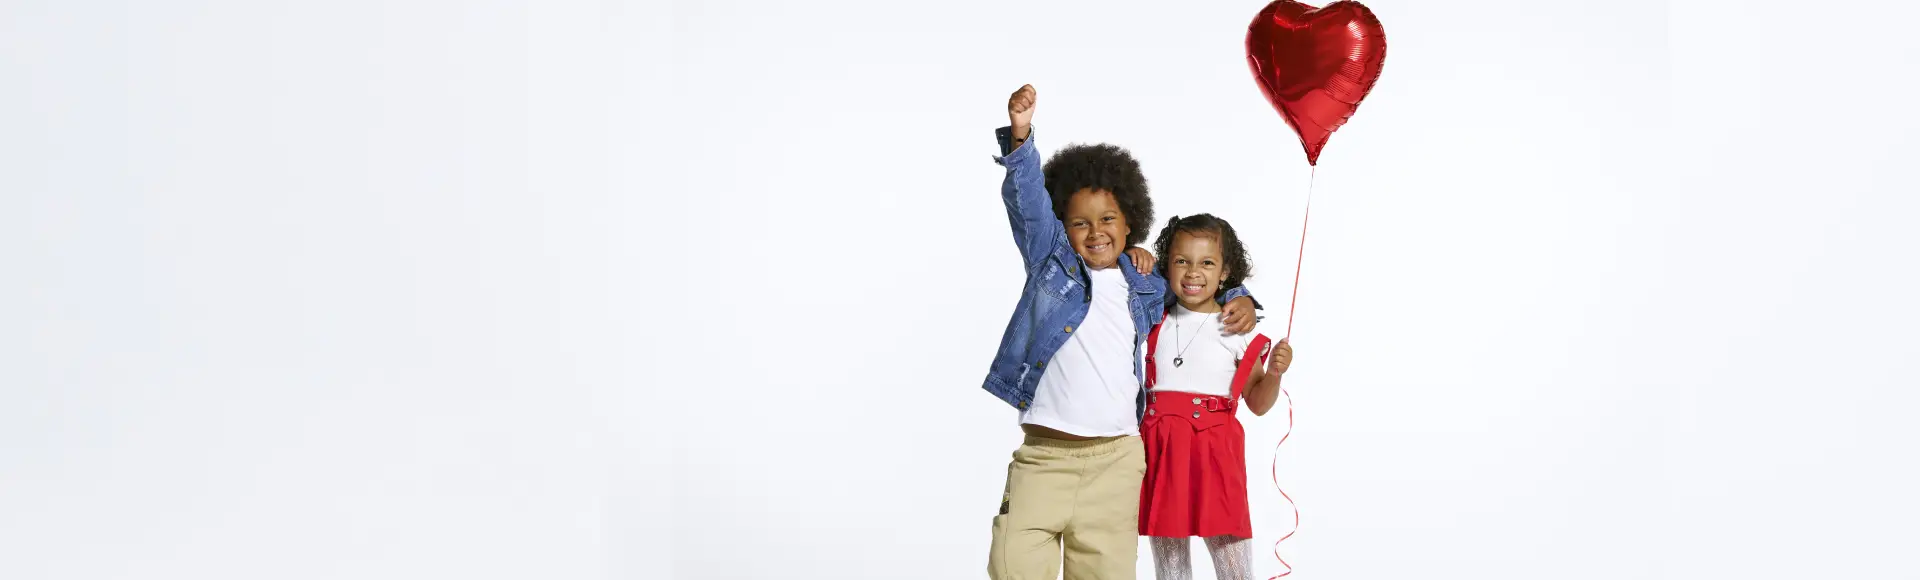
[
  {"left": 1042, "top": 143, "right": 1154, "bottom": 247},
  {"left": 1152, "top": 213, "right": 1254, "bottom": 301}
]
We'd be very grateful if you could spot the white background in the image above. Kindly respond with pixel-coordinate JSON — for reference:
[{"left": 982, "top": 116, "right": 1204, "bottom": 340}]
[{"left": 5, "top": 1, "right": 1918, "bottom": 579}]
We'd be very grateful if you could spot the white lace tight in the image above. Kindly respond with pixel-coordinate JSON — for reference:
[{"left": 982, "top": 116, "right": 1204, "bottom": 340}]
[{"left": 1148, "top": 535, "right": 1252, "bottom": 580}]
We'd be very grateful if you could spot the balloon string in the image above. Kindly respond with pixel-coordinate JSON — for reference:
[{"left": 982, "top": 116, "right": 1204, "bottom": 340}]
[
  {"left": 1284, "top": 165, "right": 1313, "bottom": 339},
  {"left": 1268, "top": 165, "right": 1313, "bottom": 579},
  {"left": 1267, "top": 376, "right": 1298, "bottom": 579}
]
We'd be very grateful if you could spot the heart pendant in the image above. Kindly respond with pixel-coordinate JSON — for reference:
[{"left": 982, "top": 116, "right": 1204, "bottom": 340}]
[{"left": 1173, "top": 357, "right": 1184, "bottom": 367}]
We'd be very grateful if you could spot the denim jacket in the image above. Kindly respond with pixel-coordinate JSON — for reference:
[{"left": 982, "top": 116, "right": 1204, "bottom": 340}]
[{"left": 981, "top": 126, "right": 1255, "bottom": 419}]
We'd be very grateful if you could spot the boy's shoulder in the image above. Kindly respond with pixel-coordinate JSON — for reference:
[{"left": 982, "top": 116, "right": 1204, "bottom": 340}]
[{"left": 1115, "top": 254, "right": 1165, "bottom": 293}]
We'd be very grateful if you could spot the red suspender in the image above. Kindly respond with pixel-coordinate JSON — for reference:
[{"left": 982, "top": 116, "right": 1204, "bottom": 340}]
[{"left": 1228, "top": 335, "right": 1273, "bottom": 402}]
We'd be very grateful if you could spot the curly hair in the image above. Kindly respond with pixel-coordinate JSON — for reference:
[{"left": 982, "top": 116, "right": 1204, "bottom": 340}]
[
  {"left": 1152, "top": 213, "right": 1254, "bottom": 300},
  {"left": 1042, "top": 143, "right": 1154, "bottom": 247}
]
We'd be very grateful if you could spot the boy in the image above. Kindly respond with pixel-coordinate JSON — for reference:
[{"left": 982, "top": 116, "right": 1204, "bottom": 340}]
[{"left": 984, "top": 84, "right": 1259, "bottom": 580}]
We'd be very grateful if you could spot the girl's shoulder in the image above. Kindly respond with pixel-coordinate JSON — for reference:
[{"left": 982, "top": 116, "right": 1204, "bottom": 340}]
[{"left": 1227, "top": 321, "right": 1276, "bottom": 357}]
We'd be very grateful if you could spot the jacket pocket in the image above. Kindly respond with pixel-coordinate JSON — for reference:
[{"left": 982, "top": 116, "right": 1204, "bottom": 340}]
[{"left": 1036, "top": 258, "right": 1078, "bottom": 300}]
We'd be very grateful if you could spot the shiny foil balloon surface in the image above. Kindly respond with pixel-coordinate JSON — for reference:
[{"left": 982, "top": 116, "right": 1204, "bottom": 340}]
[{"left": 1246, "top": 0, "right": 1386, "bottom": 165}]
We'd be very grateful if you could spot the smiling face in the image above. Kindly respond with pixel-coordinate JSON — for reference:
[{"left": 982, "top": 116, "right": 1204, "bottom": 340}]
[
  {"left": 1062, "top": 188, "right": 1131, "bottom": 269},
  {"left": 1164, "top": 230, "right": 1228, "bottom": 312}
]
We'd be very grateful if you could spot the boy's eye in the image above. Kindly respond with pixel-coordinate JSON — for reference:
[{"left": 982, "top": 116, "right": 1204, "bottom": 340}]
[{"left": 1101, "top": 216, "right": 1114, "bottom": 222}]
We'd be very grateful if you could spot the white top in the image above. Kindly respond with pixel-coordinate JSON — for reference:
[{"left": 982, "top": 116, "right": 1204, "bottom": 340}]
[
  {"left": 1019, "top": 266, "right": 1142, "bottom": 437},
  {"left": 1149, "top": 304, "right": 1272, "bottom": 398}
]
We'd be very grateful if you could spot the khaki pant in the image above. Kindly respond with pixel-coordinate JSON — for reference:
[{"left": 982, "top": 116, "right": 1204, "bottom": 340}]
[{"left": 989, "top": 435, "right": 1147, "bottom": 580}]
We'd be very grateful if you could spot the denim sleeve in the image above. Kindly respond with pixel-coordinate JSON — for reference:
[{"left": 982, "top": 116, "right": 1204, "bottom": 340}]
[
  {"left": 993, "top": 126, "right": 1060, "bottom": 268},
  {"left": 1219, "top": 285, "right": 1262, "bottom": 310}
]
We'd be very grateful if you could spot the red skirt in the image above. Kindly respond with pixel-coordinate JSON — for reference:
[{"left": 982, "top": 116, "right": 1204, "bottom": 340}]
[{"left": 1138, "top": 391, "right": 1252, "bottom": 539}]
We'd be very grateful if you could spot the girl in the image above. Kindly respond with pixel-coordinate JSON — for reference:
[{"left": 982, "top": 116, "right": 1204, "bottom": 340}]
[{"left": 1138, "top": 214, "right": 1294, "bottom": 580}]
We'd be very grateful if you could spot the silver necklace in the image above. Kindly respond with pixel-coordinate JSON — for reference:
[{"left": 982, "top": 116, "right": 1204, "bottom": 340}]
[{"left": 1171, "top": 311, "right": 1215, "bottom": 367}]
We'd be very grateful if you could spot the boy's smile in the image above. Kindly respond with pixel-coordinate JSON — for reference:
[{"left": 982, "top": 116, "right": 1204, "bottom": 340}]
[{"left": 1063, "top": 188, "right": 1131, "bottom": 270}]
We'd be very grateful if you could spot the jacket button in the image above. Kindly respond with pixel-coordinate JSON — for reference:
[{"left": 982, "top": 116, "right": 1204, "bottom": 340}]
[
  {"left": 1019, "top": 401, "right": 1028, "bottom": 409},
  {"left": 1064, "top": 325, "right": 1073, "bottom": 333},
  {"left": 1036, "top": 361, "right": 1044, "bottom": 368},
  {"left": 1192, "top": 397, "right": 1202, "bottom": 404},
  {"left": 1193, "top": 412, "right": 1201, "bottom": 419},
  {"left": 1148, "top": 409, "right": 1156, "bottom": 415}
]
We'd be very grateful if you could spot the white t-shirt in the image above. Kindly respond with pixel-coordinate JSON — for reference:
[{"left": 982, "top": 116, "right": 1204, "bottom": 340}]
[
  {"left": 1149, "top": 304, "right": 1273, "bottom": 398},
  {"left": 1019, "top": 266, "right": 1142, "bottom": 437}
]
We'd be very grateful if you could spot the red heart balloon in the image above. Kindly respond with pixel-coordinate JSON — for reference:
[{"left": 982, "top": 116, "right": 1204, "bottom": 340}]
[{"left": 1246, "top": 0, "right": 1387, "bottom": 165}]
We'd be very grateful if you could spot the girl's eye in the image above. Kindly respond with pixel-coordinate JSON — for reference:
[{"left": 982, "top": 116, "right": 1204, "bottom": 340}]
[{"left": 1101, "top": 216, "right": 1114, "bottom": 222}]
